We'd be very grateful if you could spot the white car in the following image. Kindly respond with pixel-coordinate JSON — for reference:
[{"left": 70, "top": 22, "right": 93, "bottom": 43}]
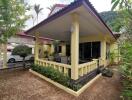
[{"left": 7, "top": 52, "right": 34, "bottom": 63}]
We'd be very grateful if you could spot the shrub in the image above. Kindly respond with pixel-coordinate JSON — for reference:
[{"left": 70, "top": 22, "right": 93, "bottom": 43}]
[
  {"left": 31, "top": 64, "right": 82, "bottom": 91},
  {"left": 12, "top": 45, "right": 32, "bottom": 67},
  {"left": 120, "top": 42, "right": 132, "bottom": 99}
]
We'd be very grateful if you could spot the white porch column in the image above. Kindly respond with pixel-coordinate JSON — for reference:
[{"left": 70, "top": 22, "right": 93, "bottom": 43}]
[
  {"left": 71, "top": 13, "right": 79, "bottom": 80},
  {"left": 50, "top": 44, "right": 54, "bottom": 54},
  {"left": 101, "top": 39, "right": 106, "bottom": 66},
  {"left": 35, "top": 33, "right": 39, "bottom": 62},
  {"left": 62, "top": 44, "right": 66, "bottom": 56}
]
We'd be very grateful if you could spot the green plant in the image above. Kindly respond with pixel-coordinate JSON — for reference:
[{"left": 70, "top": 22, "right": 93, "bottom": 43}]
[
  {"left": 31, "top": 64, "right": 70, "bottom": 87},
  {"left": 34, "top": 4, "right": 43, "bottom": 23},
  {"left": 111, "top": 1, "right": 132, "bottom": 98},
  {"left": 0, "top": 0, "right": 30, "bottom": 43},
  {"left": 110, "top": 52, "right": 116, "bottom": 64},
  {"left": 111, "top": 0, "right": 132, "bottom": 41},
  {"left": 44, "top": 50, "right": 49, "bottom": 58},
  {"left": 0, "top": 0, "right": 30, "bottom": 67},
  {"left": 100, "top": 11, "right": 122, "bottom": 32},
  {"left": 31, "top": 64, "right": 82, "bottom": 91},
  {"left": 12, "top": 45, "right": 32, "bottom": 67},
  {"left": 120, "top": 42, "right": 132, "bottom": 99}
]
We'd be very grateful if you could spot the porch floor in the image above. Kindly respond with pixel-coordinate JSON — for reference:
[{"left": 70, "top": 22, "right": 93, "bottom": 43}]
[{"left": 0, "top": 66, "right": 122, "bottom": 100}]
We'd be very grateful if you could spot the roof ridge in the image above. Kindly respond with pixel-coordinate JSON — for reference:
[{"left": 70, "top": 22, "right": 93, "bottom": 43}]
[{"left": 50, "top": 0, "right": 82, "bottom": 17}]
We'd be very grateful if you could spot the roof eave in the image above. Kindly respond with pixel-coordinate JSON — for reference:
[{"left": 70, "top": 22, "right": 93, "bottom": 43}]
[
  {"left": 25, "top": 0, "right": 116, "bottom": 40},
  {"left": 25, "top": 0, "right": 83, "bottom": 34},
  {"left": 82, "top": 0, "right": 116, "bottom": 40}
]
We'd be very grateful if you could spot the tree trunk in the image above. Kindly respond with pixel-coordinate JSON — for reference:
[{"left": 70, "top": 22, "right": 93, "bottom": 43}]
[
  {"left": 3, "top": 43, "right": 7, "bottom": 68},
  {"left": 23, "top": 57, "right": 26, "bottom": 68}
]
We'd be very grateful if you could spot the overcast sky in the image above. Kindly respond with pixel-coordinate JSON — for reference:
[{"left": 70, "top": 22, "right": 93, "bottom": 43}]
[{"left": 25, "top": 0, "right": 112, "bottom": 30}]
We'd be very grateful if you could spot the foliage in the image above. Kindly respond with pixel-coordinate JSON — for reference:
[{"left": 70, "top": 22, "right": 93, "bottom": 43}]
[
  {"left": 110, "top": 52, "right": 116, "bottom": 64},
  {"left": 31, "top": 64, "right": 82, "bottom": 91},
  {"left": 0, "top": 0, "right": 30, "bottom": 43},
  {"left": 100, "top": 11, "right": 123, "bottom": 32},
  {"left": 111, "top": 1, "right": 132, "bottom": 98},
  {"left": 111, "top": 0, "right": 132, "bottom": 11},
  {"left": 110, "top": 1, "right": 132, "bottom": 99},
  {"left": 12, "top": 45, "right": 31, "bottom": 58},
  {"left": 120, "top": 42, "right": 132, "bottom": 99},
  {"left": 111, "top": 0, "right": 132, "bottom": 41},
  {"left": 44, "top": 50, "right": 49, "bottom": 58},
  {"left": 12, "top": 45, "right": 32, "bottom": 67},
  {"left": 33, "top": 4, "right": 43, "bottom": 23}
]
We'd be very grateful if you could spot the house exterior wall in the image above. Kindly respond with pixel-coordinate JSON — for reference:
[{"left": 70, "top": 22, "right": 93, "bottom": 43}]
[
  {"left": 110, "top": 42, "right": 120, "bottom": 64},
  {"left": 79, "top": 35, "right": 107, "bottom": 67},
  {"left": 8, "top": 36, "right": 35, "bottom": 54},
  {"left": 79, "top": 35, "right": 119, "bottom": 66},
  {"left": 8, "top": 36, "right": 34, "bottom": 45},
  {"left": 39, "top": 34, "right": 119, "bottom": 67}
]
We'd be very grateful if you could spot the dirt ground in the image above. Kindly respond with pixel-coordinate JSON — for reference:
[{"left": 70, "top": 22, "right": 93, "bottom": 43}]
[{"left": 0, "top": 67, "right": 122, "bottom": 100}]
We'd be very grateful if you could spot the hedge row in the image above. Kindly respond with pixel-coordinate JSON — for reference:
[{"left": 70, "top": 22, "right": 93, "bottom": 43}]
[{"left": 31, "top": 64, "right": 82, "bottom": 91}]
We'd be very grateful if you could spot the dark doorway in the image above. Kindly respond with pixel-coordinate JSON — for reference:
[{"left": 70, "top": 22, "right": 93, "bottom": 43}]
[
  {"left": 66, "top": 45, "right": 70, "bottom": 56},
  {"left": 79, "top": 42, "right": 92, "bottom": 60},
  {"left": 92, "top": 42, "right": 100, "bottom": 58}
]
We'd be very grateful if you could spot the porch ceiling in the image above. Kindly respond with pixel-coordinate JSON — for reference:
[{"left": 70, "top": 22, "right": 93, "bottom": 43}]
[{"left": 26, "top": 1, "right": 115, "bottom": 42}]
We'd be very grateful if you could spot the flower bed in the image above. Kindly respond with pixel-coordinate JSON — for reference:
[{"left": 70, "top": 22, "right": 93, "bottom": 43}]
[
  {"left": 31, "top": 64, "right": 82, "bottom": 91},
  {"left": 30, "top": 64, "right": 101, "bottom": 96}
]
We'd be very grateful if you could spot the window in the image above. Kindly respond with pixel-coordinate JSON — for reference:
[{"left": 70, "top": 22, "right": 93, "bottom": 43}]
[
  {"left": 58, "top": 46, "right": 62, "bottom": 53},
  {"left": 66, "top": 45, "right": 70, "bottom": 56},
  {"left": 92, "top": 42, "right": 100, "bottom": 58},
  {"left": 79, "top": 42, "right": 101, "bottom": 60}
]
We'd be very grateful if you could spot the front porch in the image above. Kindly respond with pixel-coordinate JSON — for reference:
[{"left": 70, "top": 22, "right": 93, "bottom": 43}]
[
  {"left": 25, "top": 0, "right": 116, "bottom": 94},
  {"left": 33, "top": 13, "right": 108, "bottom": 80}
]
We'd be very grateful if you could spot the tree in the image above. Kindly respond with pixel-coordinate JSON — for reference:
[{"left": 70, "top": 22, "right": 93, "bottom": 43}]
[
  {"left": 12, "top": 45, "right": 32, "bottom": 68},
  {"left": 111, "top": 0, "right": 132, "bottom": 99},
  {"left": 47, "top": 5, "right": 54, "bottom": 11},
  {"left": 31, "top": 15, "right": 35, "bottom": 26},
  {"left": 120, "top": 42, "right": 132, "bottom": 99},
  {"left": 34, "top": 4, "right": 43, "bottom": 23},
  {"left": 111, "top": 0, "right": 132, "bottom": 40},
  {"left": 111, "top": 0, "right": 132, "bottom": 11},
  {"left": 0, "top": 0, "right": 30, "bottom": 68},
  {"left": 100, "top": 11, "right": 123, "bottom": 32}
]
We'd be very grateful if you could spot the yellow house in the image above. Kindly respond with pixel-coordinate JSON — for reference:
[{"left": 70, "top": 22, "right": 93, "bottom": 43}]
[{"left": 26, "top": 0, "right": 120, "bottom": 87}]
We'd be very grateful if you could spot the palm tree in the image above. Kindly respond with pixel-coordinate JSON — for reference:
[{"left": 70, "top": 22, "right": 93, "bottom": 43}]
[
  {"left": 34, "top": 4, "right": 43, "bottom": 23},
  {"left": 47, "top": 5, "right": 54, "bottom": 11},
  {"left": 31, "top": 15, "right": 35, "bottom": 26}
]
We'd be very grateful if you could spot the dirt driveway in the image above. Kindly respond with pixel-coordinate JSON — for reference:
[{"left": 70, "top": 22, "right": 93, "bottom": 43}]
[{"left": 0, "top": 67, "right": 122, "bottom": 100}]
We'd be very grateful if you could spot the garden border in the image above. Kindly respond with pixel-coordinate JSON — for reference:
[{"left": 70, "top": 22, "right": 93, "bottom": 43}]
[{"left": 29, "top": 69, "right": 101, "bottom": 96}]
